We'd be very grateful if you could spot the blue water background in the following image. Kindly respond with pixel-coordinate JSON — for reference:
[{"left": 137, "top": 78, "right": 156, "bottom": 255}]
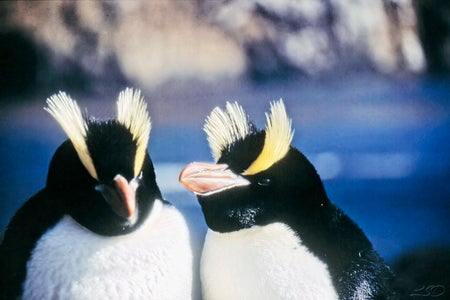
[{"left": 0, "top": 74, "right": 449, "bottom": 262}]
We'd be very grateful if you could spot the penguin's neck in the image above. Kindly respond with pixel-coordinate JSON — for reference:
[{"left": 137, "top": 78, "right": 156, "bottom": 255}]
[{"left": 287, "top": 192, "right": 373, "bottom": 262}]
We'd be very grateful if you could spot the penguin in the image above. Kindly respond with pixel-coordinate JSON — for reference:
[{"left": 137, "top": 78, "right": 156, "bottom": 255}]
[
  {"left": 179, "top": 100, "right": 397, "bottom": 300},
  {"left": 0, "top": 88, "right": 195, "bottom": 299}
]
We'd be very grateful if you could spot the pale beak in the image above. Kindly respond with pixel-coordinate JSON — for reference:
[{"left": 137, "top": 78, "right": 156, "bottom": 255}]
[
  {"left": 95, "top": 174, "right": 137, "bottom": 221},
  {"left": 179, "top": 162, "right": 250, "bottom": 196}
]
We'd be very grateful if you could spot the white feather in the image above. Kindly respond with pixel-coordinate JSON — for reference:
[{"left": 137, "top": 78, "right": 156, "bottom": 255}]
[
  {"left": 45, "top": 92, "right": 98, "bottom": 180},
  {"left": 117, "top": 88, "right": 151, "bottom": 178},
  {"left": 204, "top": 102, "right": 250, "bottom": 162},
  {"left": 201, "top": 223, "right": 338, "bottom": 300},
  {"left": 23, "top": 200, "right": 199, "bottom": 300}
]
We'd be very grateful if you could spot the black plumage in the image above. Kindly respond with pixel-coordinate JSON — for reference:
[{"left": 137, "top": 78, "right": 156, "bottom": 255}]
[
  {"left": 180, "top": 100, "right": 398, "bottom": 299},
  {"left": 0, "top": 89, "right": 161, "bottom": 299}
]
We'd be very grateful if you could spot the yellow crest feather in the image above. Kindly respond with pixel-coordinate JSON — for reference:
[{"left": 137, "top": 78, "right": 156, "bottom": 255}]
[
  {"left": 117, "top": 88, "right": 151, "bottom": 177},
  {"left": 243, "top": 99, "right": 293, "bottom": 175},
  {"left": 204, "top": 102, "right": 250, "bottom": 162},
  {"left": 44, "top": 92, "right": 98, "bottom": 179}
]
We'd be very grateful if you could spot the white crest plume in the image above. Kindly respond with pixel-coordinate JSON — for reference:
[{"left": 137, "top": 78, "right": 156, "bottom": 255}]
[
  {"left": 45, "top": 92, "right": 98, "bottom": 179},
  {"left": 243, "top": 99, "right": 293, "bottom": 175},
  {"left": 117, "top": 88, "right": 151, "bottom": 177},
  {"left": 204, "top": 102, "right": 250, "bottom": 162}
]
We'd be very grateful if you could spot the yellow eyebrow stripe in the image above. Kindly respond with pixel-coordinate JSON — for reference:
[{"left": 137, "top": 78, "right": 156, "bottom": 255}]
[
  {"left": 243, "top": 99, "right": 293, "bottom": 175},
  {"left": 117, "top": 88, "right": 151, "bottom": 178},
  {"left": 45, "top": 92, "right": 98, "bottom": 180}
]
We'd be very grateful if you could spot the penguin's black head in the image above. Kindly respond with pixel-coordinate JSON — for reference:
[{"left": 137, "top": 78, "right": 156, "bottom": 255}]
[
  {"left": 45, "top": 88, "right": 161, "bottom": 236},
  {"left": 180, "top": 100, "right": 327, "bottom": 233}
]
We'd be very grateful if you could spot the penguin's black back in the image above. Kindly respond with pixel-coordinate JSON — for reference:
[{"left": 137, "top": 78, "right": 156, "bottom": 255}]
[
  {"left": 262, "top": 150, "right": 397, "bottom": 298},
  {"left": 195, "top": 100, "right": 398, "bottom": 299},
  {"left": 287, "top": 203, "right": 397, "bottom": 299},
  {"left": 0, "top": 189, "right": 63, "bottom": 299}
]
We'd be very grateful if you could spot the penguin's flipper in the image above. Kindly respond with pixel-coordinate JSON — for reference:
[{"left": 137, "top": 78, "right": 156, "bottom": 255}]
[
  {"left": 0, "top": 189, "right": 63, "bottom": 299},
  {"left": 336, "top": 249, "right": 398, "bottom": 299}
]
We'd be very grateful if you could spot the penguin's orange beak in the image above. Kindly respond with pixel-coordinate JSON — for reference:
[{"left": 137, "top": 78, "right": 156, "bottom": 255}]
[
  {"left": 179, "top": 162, "right": 250, "bottom": 196},
  {"left": 113, "top": 174, "right": 137, "bottom": 218},
  {"left": 95, "top": 174, "right": 137, "bottom": 220}
]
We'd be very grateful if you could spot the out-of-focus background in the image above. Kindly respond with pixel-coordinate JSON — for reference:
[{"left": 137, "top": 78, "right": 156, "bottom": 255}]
[{"left": 0, "top": 0, "right": 449, "bottom": 296}]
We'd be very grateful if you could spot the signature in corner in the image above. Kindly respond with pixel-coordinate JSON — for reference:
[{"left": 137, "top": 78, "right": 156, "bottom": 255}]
[{"left": 410, "top": 285, "right": 446, "bottom": 297}]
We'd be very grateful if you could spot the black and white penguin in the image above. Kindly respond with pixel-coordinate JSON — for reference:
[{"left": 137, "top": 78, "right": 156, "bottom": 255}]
[
  {"left": 0, "top": 89, "right": 195, "bottom": 299},
  {"left": 179, "top": 100, "right": 397, "bottom": 300}
]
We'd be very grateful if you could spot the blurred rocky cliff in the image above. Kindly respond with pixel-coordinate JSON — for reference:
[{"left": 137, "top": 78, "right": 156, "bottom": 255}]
[{"left": 0, "top": 0, "right": 448, "bottom": 95}]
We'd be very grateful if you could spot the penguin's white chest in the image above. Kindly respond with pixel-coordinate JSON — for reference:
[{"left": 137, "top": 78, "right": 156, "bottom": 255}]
[
  {"left": 23, "top": 200, "right": 193, "bottom": 300},
  {"left": 201, "top": 222, "right": 338, "bottom": 300}
]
